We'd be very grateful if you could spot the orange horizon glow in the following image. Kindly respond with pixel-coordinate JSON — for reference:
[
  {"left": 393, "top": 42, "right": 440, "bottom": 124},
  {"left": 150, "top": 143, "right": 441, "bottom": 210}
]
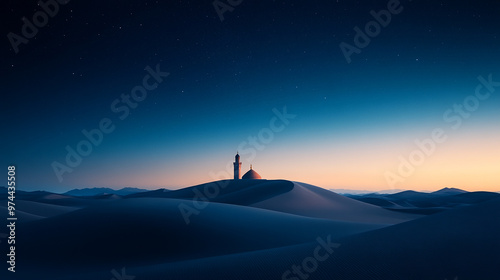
[
  {"left": 70, "top": 131, "right": 499, "bottom": 193},
  {"left": 34, "top": 119, "right": 499, "bottom": 194}
]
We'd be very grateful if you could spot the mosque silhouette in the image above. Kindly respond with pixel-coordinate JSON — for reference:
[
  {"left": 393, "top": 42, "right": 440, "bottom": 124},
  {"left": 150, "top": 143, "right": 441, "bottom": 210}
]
[{"left": 233, "top": 153, "right": 261, "bottom": 180}]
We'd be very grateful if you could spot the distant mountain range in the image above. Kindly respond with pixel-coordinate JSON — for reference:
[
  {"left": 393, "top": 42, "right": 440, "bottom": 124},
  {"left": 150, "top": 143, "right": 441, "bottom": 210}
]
[{"left": 63, "top": 187, "right": 151, "bottom": 196}]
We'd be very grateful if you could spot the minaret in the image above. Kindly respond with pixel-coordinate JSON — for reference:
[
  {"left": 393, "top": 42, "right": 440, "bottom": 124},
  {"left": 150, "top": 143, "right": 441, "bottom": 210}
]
[{"left": 233, "top": 152, "right": 242, "bottom": 179}]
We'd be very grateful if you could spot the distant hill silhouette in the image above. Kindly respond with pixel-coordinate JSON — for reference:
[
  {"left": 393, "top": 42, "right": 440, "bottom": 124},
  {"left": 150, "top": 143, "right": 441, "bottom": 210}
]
[
  {"left": 64, "top": 187, "right": 150, "bottom": 196},
  {"left": 348, "top": 187, "right": 499, "bottom": 213},
  {"left": 432, "top": 187, "right": 467, "bottom": 195}
]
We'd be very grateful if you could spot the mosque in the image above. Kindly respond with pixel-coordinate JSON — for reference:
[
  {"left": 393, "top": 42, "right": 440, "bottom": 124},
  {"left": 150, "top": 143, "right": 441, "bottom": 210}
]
[{"left": 233, "top": 153, "right": 262, "bottom": 180}]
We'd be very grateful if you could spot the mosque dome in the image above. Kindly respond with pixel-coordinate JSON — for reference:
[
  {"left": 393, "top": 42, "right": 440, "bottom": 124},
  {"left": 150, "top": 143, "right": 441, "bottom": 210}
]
[{"left": 242, "top": 165, "right": 262, "bottom": 179}]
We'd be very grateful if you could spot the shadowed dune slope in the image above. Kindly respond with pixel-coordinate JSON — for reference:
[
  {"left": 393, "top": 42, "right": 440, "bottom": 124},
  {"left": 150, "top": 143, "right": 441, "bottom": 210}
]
[
  {"left": 357, "top": 190, "right": 500, "bottom": 208},
  {"left": 432, "top": 191, "right": 500, "bottom": 204},
  {"left": 128, "top": 179, "right": 294, "bottom": 206},
  {"left": 308, "top": 196, "right": 500, "bottom": 279},
  {"left": 5, "top": 200, "right": 79, "bottom": 218},
  {"left": 10, "top": 197, "right": 385, "bottom": 279},
  {"left": 250, "top": 182, "right": 421, "bottom": 224},
  {"left": 0, "top": 204, "right": 44, "bottom": 223},
  {"left": 63, "top": 197, "right": 500, "bottom": 280},
  {"left": 15, "top": 192, "right": 123, "bottom": 208},
  {"left": 129, "top": 180, "right": 421, "bottom": 224},
  {"left": 1, "top": 195, "right": 79, "bottom": 223},
  {"left": 351, "top": 197, "right": 399, "bottom": 207}
]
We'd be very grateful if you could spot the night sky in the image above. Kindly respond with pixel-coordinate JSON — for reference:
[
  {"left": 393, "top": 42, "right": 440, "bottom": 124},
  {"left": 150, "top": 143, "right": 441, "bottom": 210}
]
[{"left": 2, "top": 0, "right": 499, "bottom": 193}]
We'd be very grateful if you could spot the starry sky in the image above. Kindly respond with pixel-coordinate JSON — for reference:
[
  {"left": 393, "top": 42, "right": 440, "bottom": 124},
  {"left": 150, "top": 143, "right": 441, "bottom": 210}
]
[{"left": 1, "top": 0, "right": 499, "bottom": 193}]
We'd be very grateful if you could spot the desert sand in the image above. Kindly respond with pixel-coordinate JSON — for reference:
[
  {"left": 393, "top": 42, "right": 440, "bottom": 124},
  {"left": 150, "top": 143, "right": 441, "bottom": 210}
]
[{"left": 1, "top": 180, "right": 498, "bottom": 280}]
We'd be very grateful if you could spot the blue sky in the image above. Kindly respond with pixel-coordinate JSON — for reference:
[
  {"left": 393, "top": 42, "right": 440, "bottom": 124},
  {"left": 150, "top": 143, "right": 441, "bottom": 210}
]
[{"left": 2, "top": 0, "right": 499, "bottom": 192}]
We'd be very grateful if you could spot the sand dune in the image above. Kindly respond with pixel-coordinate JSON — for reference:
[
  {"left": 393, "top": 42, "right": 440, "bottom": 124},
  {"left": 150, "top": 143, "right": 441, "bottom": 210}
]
[
  {"left": 311, "top": 196, "right": 500, "bottom": 279},
  {"left": 12, "top": 197, "right": 385, "bottom": 279},
  {"left": 20, "top": 193, "right": 124, "bottom": 208},
  {"left": 9, "top": 200, "right": 79, "bottom": 218},
  {"left": 0, "top": 204, "right": 44, "bottom": 223},
  {"left": 251, "top": 182, "right": 421, "bottom": 224},
  {"left": 129, "top": 180, "right": 293, "bottom": 205},
  {"left": 349, "top": 196, "right": 400, "bottom": 207},
  {"left": 7, "top": 180, "right": 496, "bottom": 280},
  {"left": 64, "top": 187, "right": 148, "bottom": 196},
  {"left": 351, "top": 189, "right": 500, "bottom": 210},
  {"left": 62, "top": 197, "right": 500, "bottom": 280},
  {"left": 0, "top": 200, "right": 80, "bottom": 238},
  {"left": 130, "top": 180, "right": 420, "bottom": 224}
]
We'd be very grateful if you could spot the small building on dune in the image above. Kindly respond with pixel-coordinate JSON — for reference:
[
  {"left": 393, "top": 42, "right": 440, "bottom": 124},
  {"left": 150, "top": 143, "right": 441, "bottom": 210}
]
[
  {"left": 242, "top": 165, "right": 261, "bottom": 179},
  {"left": 233, "top": 153, "right": 262, "bottom": 180}
]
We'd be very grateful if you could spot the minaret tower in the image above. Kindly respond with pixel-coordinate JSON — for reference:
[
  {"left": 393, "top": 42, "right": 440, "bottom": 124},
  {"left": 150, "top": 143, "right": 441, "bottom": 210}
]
[{"left": 234, "top": 152, "right": 242, "bottom": 179}]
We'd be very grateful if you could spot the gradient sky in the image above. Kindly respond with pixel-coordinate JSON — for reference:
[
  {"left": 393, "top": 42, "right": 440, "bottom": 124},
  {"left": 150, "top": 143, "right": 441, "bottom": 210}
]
[{"left": 1, "top": 0, "right": 499, "bottom": 193}]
